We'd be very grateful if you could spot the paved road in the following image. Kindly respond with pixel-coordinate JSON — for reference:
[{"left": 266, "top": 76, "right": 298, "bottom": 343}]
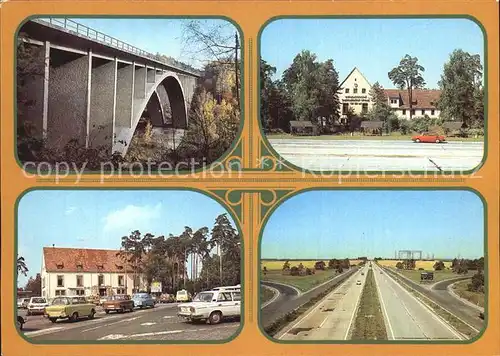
[
  {"left": 382, "top": 267, "right": 484, "bottom": 331},
  {"left": 20, "top": 303, "right": 239, "bottom": 341},
  {"left": 373, "top": 264, "right": 462, "bottom": 340},
  {"left": 260, "top": 267, "right": 358, "bottom": 329},
  {"left": 277, "top": 267, "right": 367, "bottom": 340},
  {"left": 268, "top": 139, "right": 483, "bottom": 172}
]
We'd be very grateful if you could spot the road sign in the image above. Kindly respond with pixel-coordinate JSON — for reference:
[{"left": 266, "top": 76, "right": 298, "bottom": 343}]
[{"left": 151, "top": 281, "right": 162, "bottom": 293}]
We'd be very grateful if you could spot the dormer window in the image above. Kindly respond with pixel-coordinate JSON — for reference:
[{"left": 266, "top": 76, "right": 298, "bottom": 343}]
[
  {"left": 116, "top": 264, "right": 123, "bottom": 270},
  {"left": 76, "top": 263, "right": 83, "bottom": 270},
  {"left": 97, "top": 264, "right": 104, "bottom": 271},
  {"left": 56, "top": 263, "right": 64, "bottom": 269}
]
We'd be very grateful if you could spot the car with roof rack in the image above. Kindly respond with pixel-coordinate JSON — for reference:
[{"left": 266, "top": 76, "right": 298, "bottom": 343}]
[{"left": 177, "top": 285, "right": 241, "bottom": 325}]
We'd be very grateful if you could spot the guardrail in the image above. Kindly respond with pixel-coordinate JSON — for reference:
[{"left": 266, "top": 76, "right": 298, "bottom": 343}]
[{"left": 33, "top": 17, "right": 201, "bottom": 76}]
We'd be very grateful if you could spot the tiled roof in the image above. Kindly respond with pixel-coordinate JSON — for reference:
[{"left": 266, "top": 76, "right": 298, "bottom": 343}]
[
  {"left": 43, "top": 247, "right": 135, "bottom": 273},
  {"left": 384, "top": 89, "right": 441, "bottom": 109}
]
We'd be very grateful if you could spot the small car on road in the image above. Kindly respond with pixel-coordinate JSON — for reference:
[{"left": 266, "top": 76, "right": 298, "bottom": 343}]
[
  {"left": 411, "top": 133, "right": 446, "bottom": 143},
  {"left": 44, "top": 296, "right": 96, "bottom": 323},
  {"left": 27, "top": 297, "right": 49, "bottom": 315},
  {"left": 132, "top": 293, "right": 155, "bottom": 309},
  {"left": 356, "top": 280, "right": 362, "bottom": 285},
  {"left": 176, "top": 289, "right": 192, "bottom": 302},
  {"left": 178, "top": 285, "right": 241, "bottom": 325},
  {"left": 103, "top": 294, "right": 135, "bottom": 314}
]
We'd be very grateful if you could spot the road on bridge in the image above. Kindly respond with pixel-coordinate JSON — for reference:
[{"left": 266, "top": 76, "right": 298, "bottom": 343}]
[
  {"left": 268, "top": 139, "right": 483, "bottom": 172},
  {"left": 20, "top": 303, "right": 239, "bottom": 341}
]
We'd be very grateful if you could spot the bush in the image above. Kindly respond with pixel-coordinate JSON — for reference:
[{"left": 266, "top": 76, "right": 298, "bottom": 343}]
[
  {"left": 290, "top": 266, "right": 299, "bottom": 276},
  {"left": 468, "top": 271, "right": 484, "bottom": 293},
  {"left": 467, "top": 128, "right": 484, "bottom": 137}
]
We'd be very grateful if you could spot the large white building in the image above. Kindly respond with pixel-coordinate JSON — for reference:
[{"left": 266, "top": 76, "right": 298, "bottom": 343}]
[
  {"left": 338, "top": 67, "right": 441, "bottom": 120},
  {"left": 41, "top": 247, "right": 146, "bottom": 299}
]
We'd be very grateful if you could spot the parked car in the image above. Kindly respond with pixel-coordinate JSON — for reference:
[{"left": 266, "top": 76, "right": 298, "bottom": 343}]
[
  {"left": 159, "top": 293, "right": 175, "bottom": 303},
  {"left": 411, "top": 133, "right": 446, "bottom": 143},
  {"left": 17, "top": 315, "right": 27, "bottom": 330},
  {"left": 103, "top": 294, "right": 135, "bottom": 314},
  {"left": 356, "top": 280, "right": 362, "bottom": 285},
  {"left": 44, "top": 296, "right": 96, "bottom": 323},
  {"left": 176, "top": 289, "right": 191, "bottom": 302},
  {"left": 132, "top": 293, "right": 155, "bottom": 309},
  {"left": 27, "top": 297, "right": 49, "bottom": 315},
  {"left": 178, "top": 285, "right": 241, "bottom": 325},
  {"left": 86, "top": 295, "right": 100, "bottom": 305},
  {"left": 21, "top": 298, "right": 31, "bottom": 309}
]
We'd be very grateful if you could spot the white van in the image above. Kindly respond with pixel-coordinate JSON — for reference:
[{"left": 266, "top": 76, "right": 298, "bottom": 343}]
[
  {"left": 175, "top": 289, "right": 191, "bottom": 302},
  {"left": 177, "top": 285, "right": 241, "bottom": 324},
  {"left": 27, "top": 297, "right": 49, "bottom": 315}
]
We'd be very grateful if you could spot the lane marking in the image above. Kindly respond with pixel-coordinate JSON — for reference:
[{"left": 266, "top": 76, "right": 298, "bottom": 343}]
[
  {"left": 382, "top": 267, "right": 464, "bottom": 340},
  {"left": 277, "top": 269, "right": 361, "bottom": 340},
  {"left": 262, "top": 280, "right": 302, "bottom": 297},
  {"left": 261, "top": 284, "right": 281, "bottom": 309},
  {"left": 163, "top": 316, "right": 175, "bottom": 319},
  {"left": 82, "top": 316, "right": 140, "bottom": 333},
  {"left": 140, "top": 322, "right": 156, "bottom": 326},
  {"left": 98, "top": 334, "right": 126, "bottom": 340},
  {"left": 24, "top": 327, "right": 63, "bottom": 336},
  {"left": 319, "top": 316, "right": 328, "bottom": 328},
  {"left": 373, "top": 265, "right": 395, "bottom": 340}
]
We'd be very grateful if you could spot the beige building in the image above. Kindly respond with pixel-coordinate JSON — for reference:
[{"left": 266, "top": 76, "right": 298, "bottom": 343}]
[
  {"left": 338, "top": 67, "right": 441, "bottom": 120},
  {"left": 41, "top": 247, "right": 147, "bottom": 299}
]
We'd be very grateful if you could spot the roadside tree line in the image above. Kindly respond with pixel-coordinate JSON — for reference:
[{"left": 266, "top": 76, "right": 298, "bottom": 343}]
[
  {"left": 261, "top": 49, "right": 484, "bottom": 136},
  {"left": 117, "top": 213, "right": 241, "bottom": 295}
]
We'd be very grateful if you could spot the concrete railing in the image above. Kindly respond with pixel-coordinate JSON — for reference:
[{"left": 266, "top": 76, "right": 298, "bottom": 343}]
[{"left": 33, "top": 17, "right": 201, "bottom": 76}]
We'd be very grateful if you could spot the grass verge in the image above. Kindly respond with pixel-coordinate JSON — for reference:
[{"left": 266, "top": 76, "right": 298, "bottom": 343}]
[
  {"left": 397, "top": 269, "right": 473, "bottom": 284},
  {"left": 262, "top": 269, "right": 339, "bottom": 292},
  {"left": 350, "top": 269, "right": 387, "bottom": 340},
  {"left": 261, "top": 286, "right": 277, "bottom": 305},
  {"left": 452, "top": 279, "right": 485, "bottom": 309},
  {"left": 385, "top": 268, "right": 479, "bottom": 338},
  {"left": 263, "top": 272, "right": 352, "bottom": 337}
]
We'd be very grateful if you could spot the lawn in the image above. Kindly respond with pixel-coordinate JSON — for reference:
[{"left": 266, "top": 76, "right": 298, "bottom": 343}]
[
  {"left": 261, "top": 259, "right": 363, "bottom": 271},
  {"left": 261, "top": 269, "right": 340, "bottom": 292},
  {"left": 266, "top": 133, "right": 484, "bottom": 142},
  {"left": 261, "top": 285, "right": 277, "bottom": 305},
  {"left": 452, "top": 279, "right": 485, "bottom": 308}
]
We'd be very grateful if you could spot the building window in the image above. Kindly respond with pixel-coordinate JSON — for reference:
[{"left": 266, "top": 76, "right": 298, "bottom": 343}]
[
  {"left": 431, "top": 110, "right": 435, "bottom": 115},
  {"left": 76, "top": 275, "right": 83, "bottom": 287},
  {"left": 57, "top": 275, "right": 64, "bottom": 287},
  {"left": 342, "top": 103, "right": 349, "bottom": 115},
  {"left": 345, "top": 88, "right": 349, "bottom": 94},
  {"left": 117, "top": 288, "right": 126, "bottom": 294},
  {"left": 98, "top": 274, "right": 104, "bottom": 286},
  {"left": 421, "top": 110, "right": 425, "bottom": 115},
  {"left": 411, "top": 109, "right": 416, "bottom": 115},
  {"left": 118, "top": 275, "right": 124, "bottom": 287},
  {"left": 76, "top": 290, "right": 85, "bottom": 296},
  {"left": 55, "top": 289, "right": 66, "bottom": 296},
  {"left": 362, "top": 103, "right": 368, "bottom": 114},
  {"left": 353, "top": 88, "right": 358, "bottom": 94},
  {"left": 402, "top": 110, "right": 406, "bottom": 115},
  {"left": 390, "top": 99, "right": 398, "bottom": 104},
  {"left": 42, "top": 277, "right": 45, "bottom": 288},
  {"left": 362, "top": 88, "right": 366, "bottom": 94}
]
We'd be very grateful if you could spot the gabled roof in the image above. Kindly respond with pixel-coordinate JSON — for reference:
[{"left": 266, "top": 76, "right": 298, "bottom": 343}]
[
  {"left": 384, "top": 89, "right": 441, "bottom": 109},
  {"left": 43, "top": 247, "right": 135, "bottom": 273},
  {"left": 339, "top": 67, "right": 372, "bottom": 89}
]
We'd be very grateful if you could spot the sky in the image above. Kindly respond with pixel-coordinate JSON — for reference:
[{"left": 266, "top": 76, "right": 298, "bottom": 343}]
[
  {"left": 261, "top": 190, "right": 484, "bottom": 260},
  {"left": 50, "top": 17, "right": 237, "bottom": 69},
  {"left": 17, "top": 190, "right": 237, "bottom": 286},
  {"left": 261, "top": 18, "right": 485, "bottom": 88}
]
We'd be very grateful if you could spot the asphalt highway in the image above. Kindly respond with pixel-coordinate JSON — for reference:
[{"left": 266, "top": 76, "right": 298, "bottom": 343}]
[{"left": 268, "top": 139, "right": 483, "bottom": 172}]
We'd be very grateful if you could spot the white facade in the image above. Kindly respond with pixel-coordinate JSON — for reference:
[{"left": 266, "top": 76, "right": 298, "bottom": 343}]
[
  {"left": 392, "top": 107, "right": 441, "bottom": 120},
  {"left": 338, "top": 67, "right": 374, "bottom": 118},
  {"left": 40, "top": 251, "right": 146, "bottom": 299}
]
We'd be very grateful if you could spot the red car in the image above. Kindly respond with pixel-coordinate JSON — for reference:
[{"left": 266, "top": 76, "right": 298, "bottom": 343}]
[{"left": 411, "top": 133, "right": 446, "bottom": 143}]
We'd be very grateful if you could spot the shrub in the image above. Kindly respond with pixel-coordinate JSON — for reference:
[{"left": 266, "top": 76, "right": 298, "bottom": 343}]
[{"left": 290, "top": 266, "right": 299, "bottom": 276}]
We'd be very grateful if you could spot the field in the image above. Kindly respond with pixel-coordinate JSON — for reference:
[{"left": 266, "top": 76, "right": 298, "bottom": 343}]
[
  {"left": 261, "top": 259, "right": 363, "bottom": 271},
  {"left": 452, "top": 279, "right": 485, "bottom": 308},
  {"left": 377, "top": 260, "right": 452, "bottom": 270},
  {"left": 261, "top": 269, "right": 340, "bottom": 292}
]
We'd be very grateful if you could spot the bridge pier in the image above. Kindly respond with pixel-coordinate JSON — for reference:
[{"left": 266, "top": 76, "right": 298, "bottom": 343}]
[
  {"left": 115, "top": 63, "right": 134, "bottom": 130},
  {"left": 47, "top": 49, "right": 89, "bottom": 149}
]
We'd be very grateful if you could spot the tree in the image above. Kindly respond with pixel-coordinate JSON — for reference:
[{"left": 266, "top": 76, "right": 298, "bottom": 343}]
[
  {"left": 211, "top": 213, "right": 240, "bottom": 285},
  {"left": 395, "top": 262, "right": 404, "bottom": 270},
  {"left": 433, "top": 261, "right": 445, "bottom": 271},
  {"left": 260, "top": 59, "right": 277, "bottom": 130},
  {"left": 388, "top": 54, "right": 426, "bottom": 120},
  {"left": 468, "top": 271, "right": 484, "bottom": 293},
  {"left": 181, "top": 20, "right": 241, "bottom": 108},
  {"left": 368, "top": 82, "right": 399, "bottom": 133},
  {"left": 262, "top": 266, "right": 268, "bottom": 275},
  {"left": 282, "top": 260, "right": 291, "bottom": 271},
  {"left": 438, "top": 49, "right": 484, "bottom": 127},
  {"left": 24, "top": 273, "right": 42, "bottom": 296},
  {"left": 314, "top": 261, "right": 326, "bottom": 270},
  {"left": 17, "top": 256, "right": 28, "bottom": 277},
  {"left": 116, "top": 230, "right": 149, "bottom": 293}
]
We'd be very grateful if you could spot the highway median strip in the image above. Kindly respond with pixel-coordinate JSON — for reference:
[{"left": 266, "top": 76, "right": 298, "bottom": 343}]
[{"left": 349, "top": 269, "right": 387, "bottom": 341}]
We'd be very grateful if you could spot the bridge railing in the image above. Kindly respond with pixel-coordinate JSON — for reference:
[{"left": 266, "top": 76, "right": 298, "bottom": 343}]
[{"left": 34, "top": 17, "right": 201, "bottom": 76}]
